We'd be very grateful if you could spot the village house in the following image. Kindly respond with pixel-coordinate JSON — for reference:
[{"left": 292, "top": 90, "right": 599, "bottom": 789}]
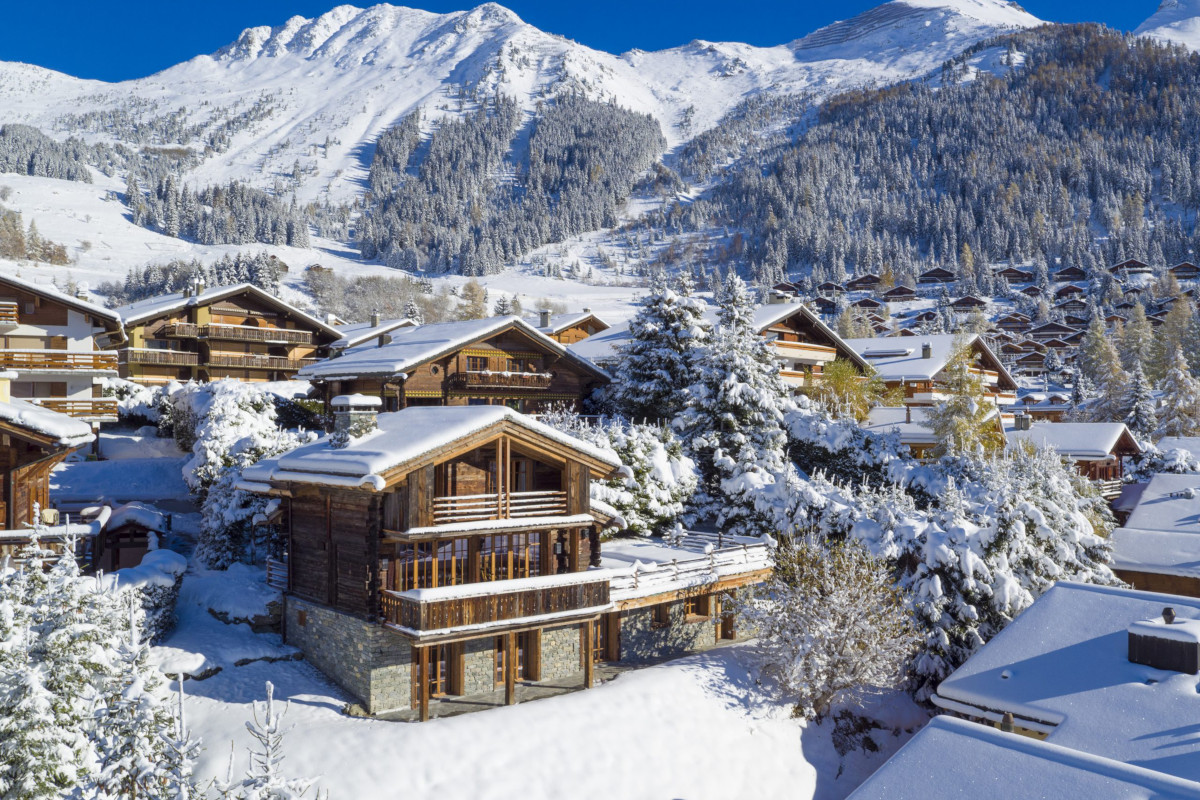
[
  {"left": 239, "top": 401, "right": 770, "bottom": 718},
  {"left": 842, "top": 333, "right": 1019, "bottom": 409},
  {"left": 994, "top": 266, "right": 1034, "bottom": 284},
  {"left": 534, "top": 309, "right": 611, "bottom": 345},
  {"left": 861, "top": 405, "right": 1003, "bottom": 461},
  {"left": 844, "top": 273, "right": 881, "bottom": 292},
  {"left": 1005, "top": 418, "right": 1140, "bottom": 496},
  {"left": 1109, "top": 473, "right": 1200, "bottom": 598},
  {"left": 329, "top": 315, "right": 417, "bottom": 354},
  {"left": 0, "top": 273, "right": 124, "bottom": 427},
  {"left": 112, "top": 281, "right": 342, "bottom": 385},
  {"left": 301, "top": 316, "right": 609, "bottom": 414},
  {"left": 1170, "top": 262, "right": 1200, "bottom": 282},
  {"left": 1054, "top": 265, "right": 1088, "bottom": 282},
  {"left": 881, "top": 285, "right": 918, "bottom": 302},
  {"left": 917, "top": 267, "right": 957, "bottom": 285}
]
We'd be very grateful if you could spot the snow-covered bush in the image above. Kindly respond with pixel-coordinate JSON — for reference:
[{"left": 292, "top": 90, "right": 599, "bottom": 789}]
[
  {"left": 739, "top": 538, "right": 918, "bottom": 721},
  {"left": 1126, "top": 445, "right": 1200, "bottom": 482},
  {"left": 101, "top": 376, "right": 165, "bottom": 425},
  {"left": 106, "top": 549, "right": 189, "bottom": 643}
]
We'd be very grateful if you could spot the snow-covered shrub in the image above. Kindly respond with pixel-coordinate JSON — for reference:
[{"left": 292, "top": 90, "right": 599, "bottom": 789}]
[
  {"left": 101, "top": 376, "right": 163, "bottom": 425},
  {"left": 1126, "top": 445, "right": 1200, "bottom": 482},
  {"left": 217, "top": 681, "right": 323, "bottom": 799},
  {"left": 739, "top": 538, "right": 918, "bottom": 721},
  {"left": 106, "top": 549, "right": 189, "bottom": 643}
]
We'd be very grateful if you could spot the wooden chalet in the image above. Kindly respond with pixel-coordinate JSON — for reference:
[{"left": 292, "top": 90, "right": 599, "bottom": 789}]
[
  {"left": 811, "top": 296, "right": 838, "bottom": 315},
  {"left": 843, "top": 333, "right": 1018, "bottom": 408},
  {"left": 0, "top": 273, "right": 124, "bottom": 426},
  {"left": 1170, "top": 262, "right": 1200, "bottom": 281},
  {"left": 1018, "top": 285, "right": 1044, "bottom": 298},
  {"left": 302, "top": 316, "right": 608, "bottom": 414},
  {"left": 1110, "top": 258, "right": 1151, "bottom": 275},
  {"left": 1062, "top": 314, "right": 1090, "bottom": 327},
  {"left": 1006, "top": 418, "right": 1141, "bottom": 497},
  {"left": 113, "top": 282, "right": 341, "bottom": 385},
  {"left": 1027, "top": 321, "right": 1080, "bottom": 342},
  {"left": 995, "top": 312, "right": 1031, "bottom": 333},
  {"left": 240, "top": 402, "right": 769, "bottom": 717},
  {"left": 917, "top": 267, "right": 957, "bottom": 284},
  {"left": 994, "top": 266, "right": 1033, "bottom": 283},
  {"left": 0, "top": 371, "right": 94, "bottom": 532},
  {"left": 815, "top": 281, "right": 847, "bottom": 295},
  {"left": 1054, "top": 265, "right": 1088, "bottom": 282},
  {"left": 1054, "top": 284, "right": 1086, "bottom": 300},
  {"left": 771, "top": 281, "right": 801, "bottom": 296},
  {"left": 534, "top": 310, "right": 611, "bottom": 345},
  {"left": 851, "top": 296, "right": 886, "bottom": 311},
  {"left": 882, "top": 285, "right": 918, "bottom": 302},
  {"left": 950, "top": 295, "right": 988, "bottom": 310},
  {"left": 845, "top": 273, "right": 882, "bottom": 292}
]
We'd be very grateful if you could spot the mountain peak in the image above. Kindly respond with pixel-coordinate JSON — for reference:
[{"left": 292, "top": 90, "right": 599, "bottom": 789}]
[
  {"left": 1137, "top": 0, "right": 1200, "bottom": 51},
  {"left": 792, "top": 0, "right": 1039, "bottom": 53}
]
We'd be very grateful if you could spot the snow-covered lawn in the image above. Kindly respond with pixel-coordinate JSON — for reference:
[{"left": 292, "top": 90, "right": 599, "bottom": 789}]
[{"left": 160, "top": 567, "right": 927, "bottom": 799}]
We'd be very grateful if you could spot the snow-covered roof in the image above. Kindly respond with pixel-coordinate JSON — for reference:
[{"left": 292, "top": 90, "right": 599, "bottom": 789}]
[
  {"left": 331, "top": 318, "right": 417, "bottom": 350},
  {"left": 116, "top": 283, "right": 340, "bottom": 337},
  {"left": 106, "top": 501, "right": 169, "bottom": 532},
  {"left": 1121, "top": 473, "right": 1200, "bottom": 534},
  {"left": 241, "top": 405, "right": 621, "bottom": 490},
  {"left": 566, "top": 322, "right": 632, "bottom": 363},
  {"left": 0, "top": 397, "right": 95, "bottom": 447},
  {"left": 932, "top": 582, "right": 1200, "bottom": 782},
  {"left": 601, "top": 531, "right": 773, "bottom": 603},
  {"left": 1005, "top": 421, "right": 1138, "bottom": 460},
  {"left": 1111, "top": 528, "right": 1200, "bottom": 579},
  {"left": 842, "top": 333, "right": 1015, "bottom": 388},
  {"left": 849, "top": 715, "right": 1200, "bottom": 800},
  {"left": 0, "top": 272, "right": 122, "bottom": 327},
  {"left": 536, "top": 311, "right": 611, "bottom": 336},
  {"left": 862, "top": 406, "right": 937, "bottom": 444},
  {"left": 300, "top": 315, "right": 609, "bottom": 381}
]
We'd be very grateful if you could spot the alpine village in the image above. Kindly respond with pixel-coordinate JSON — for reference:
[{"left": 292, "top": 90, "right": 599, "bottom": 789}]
[{"left": 8, "top": 0, "right": 1200, "bottom": 798}]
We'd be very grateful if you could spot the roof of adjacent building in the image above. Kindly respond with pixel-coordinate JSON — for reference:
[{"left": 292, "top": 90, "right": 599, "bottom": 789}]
[
  {"left": 842, "top": 333, "right": 1016, "bottom": 389},
  {"left": 116, "top": 283, "right": 341, "bottom": 338},
  {"left": 0, "top": 273, "right": 122, "bottom": 328},
  {"left": 1005, "top": 421, "right": 1139, "bottom": 460},
  {"left": 0, "top": 395, "right": 95, "bottom": 448},
  {"left": 849, "top": 716, "right": 1200, "bottom": 800},
  {"left": 932, "top": 582, "right": 1200, "bottom": 783},
  {"left": 300, "top": 315, "right": 609, "bottom": 381},
  {"left": 536, "top": 311, "right": 611, "bottom": 336},
  {"left": 1159, "top": 438, "right": 1200, "bottom": 462},
  {"left": 240, "top": 405, "right": 620, "bottom": 491},
  {"left": 1110, "top": 474, "right": 1200, "bottom": 579},
  {"left": 862, "top": 406, "right": 937, "bottom": 445},
  {"left": 330, "top": 318, "right": 417, "bottom": 350}
]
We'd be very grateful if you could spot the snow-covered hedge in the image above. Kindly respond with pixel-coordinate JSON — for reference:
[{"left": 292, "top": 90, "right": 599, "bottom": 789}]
[{"left": 104, "top": 549, "right": 189, "bottom": 643}]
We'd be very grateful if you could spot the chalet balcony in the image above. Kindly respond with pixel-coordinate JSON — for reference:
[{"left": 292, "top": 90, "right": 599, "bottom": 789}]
[
  {"left": 29, "top": 397, "right": 118, "bottom": 420},
  {"left": 446, "top": 370, "right": 552, "bottom": 391},
  {"left": 119, "top": 348, "right": 200, "bottom": 367},
  {"left": 0, "top": 301, "right": 18, "bottom": 328},
  {"left": 201, "top": 323, "right": 315, "bottom": 345},
  {"left": 0, "top": 349, "right": 117, "bottom": 373},
  {"left": 778, "top": 369, "right": 810, "bottom": 388},
  {"left": 380, "top": 572, "right": 611, "bottom": 640},
  {"left": 771, "top": 340, "right": 837, "bottom": 363},
  {"left": 161, "top": 322, "right": 200, "bottom": 339},
  {"left": 432, "top": 490, "right": 568, "bottom": 526},
  {"left": 206, "top": 353, "right": 319, "bottom": 371}
]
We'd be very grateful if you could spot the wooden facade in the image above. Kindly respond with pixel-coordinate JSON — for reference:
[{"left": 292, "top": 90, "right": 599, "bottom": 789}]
[
  {"left": 0, "top": 399, "right": 92, "bottom": 531},
  {"left": 114, "top": 284, "right": 340, "bottom": 385}
]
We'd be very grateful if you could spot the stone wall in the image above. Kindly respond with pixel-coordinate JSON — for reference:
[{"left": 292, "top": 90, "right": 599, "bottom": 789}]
[
  {"left": 462, "top": 636, "right": 496, "bottom": 695},
  {"left": 619, "top": 601, "right": 719, "bottom": 663},
  {"left": 285, "top": 596, "right": 412, "bottom": 714},
  {"left": 541, "top": 623, "right": 583, "bottom": 680}
]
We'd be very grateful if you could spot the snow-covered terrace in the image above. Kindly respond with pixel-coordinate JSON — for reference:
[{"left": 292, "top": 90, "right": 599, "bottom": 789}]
[
  {"left": 1111, "top": 473, "right": 1200, "bottom": 580},
  {"left": 932, "top": 583, "right": 1200, "bottom": 783},
  {"left": 601, "top": 530, "right": 773, "bottom": 604}
]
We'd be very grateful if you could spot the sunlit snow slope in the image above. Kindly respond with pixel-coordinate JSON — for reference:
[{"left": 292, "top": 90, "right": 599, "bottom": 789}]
[{"left": 1136, "top": 0, "right": 1200, "bottom": 51}]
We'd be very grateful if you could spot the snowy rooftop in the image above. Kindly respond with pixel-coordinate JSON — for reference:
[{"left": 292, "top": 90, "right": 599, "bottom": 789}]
[
  {"left": 241, "top": 405, "right": 621, "bottom": 490},
  {"left": 566, "top": 322, "right": 632, "bottom": 362},
  {"left": 115, "top": 282, "right": 340, "bottom": 337},
  {"left": 536, "top": 311, "right": 611, "bottom": 336},
  {"left": 933, "top": 583, "right": 1200, "bottom": 782},
  {"left": 0, "top": 397, "right": 95, "bottom": 447},
  {"left": 842, "top": 333, "right": 1014, "bottom": 387},
  {"left": 1123, "top": 473, "right": 1200, "bottom": 534},
  {"left": 0, "top": 272, "right": 121, "bottom": 326},
  {"left": 849, "top": 716, "right": 1200, "bottom": 799},
  {"left": 331, "top": 317, "right": 417, "bottom": 349},
  {"left": 1005, "top": 421, "right": 1136, "bottom": 460},
  {"left": 862, "top": 406, "right": 937, "bottom": 444},
  {"left": 300, "top": 315, "right": 608, "bottom": 380},
  {"left": 1111, "top": 528, "right": 1200, "bottom": 579}
]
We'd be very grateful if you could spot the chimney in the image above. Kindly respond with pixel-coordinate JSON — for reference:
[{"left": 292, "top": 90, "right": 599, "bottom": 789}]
[
  {"left": 75, "top": 282, "right": 89, "bottom": 303},
  {"left": 183, "top": 285, "right": 192, "bottom": 298},
  {"left": 1128, "top": 609, "right": 1200, "bottom": 674},
  {"left": 539, "top": 309, "right": 552, "bottom": 328},
  {"left": 330, "top": 394, "right": 381, "bottom": 448},
  {"left": 1014, "top": 413, "right": 1032, "bottom": 431},
  {"left": 0, "top": 370, "right": 14, "bottom": 403},
  {"left": 922, "top": 342, "right": 933, "bottom": 359},
  {"left": 371, "top": 311, "right": 381, "bottom": 328},
  {"left": 905, "top": 405, "right": 911, "bottom": 424}
]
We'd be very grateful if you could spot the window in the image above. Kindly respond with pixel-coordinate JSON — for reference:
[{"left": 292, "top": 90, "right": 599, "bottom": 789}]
[
  {"left": 468, "top": 397, "right": 490, "bottom": 406},
  {"left": 467, "top": 356, "right": 488, "bottom": 372},
  {"left": 494, "top": 632, "right": 534, "bottom": 685},
  {"left": 479, "top": 533, "right": 542, "bottom": 582},
  {"left": 427, "top": 644, "right": 449, "bottom": 698},
  {"left": 506, "top": 358, "right": 522, "bottom": 372},
  {"left": 684, "top": 594, "right": 710, "bottom": 621},
  {"left": 652, "top": 603, "right": 671, "bottom": 629},
  {"left": 388, "top": 539, "right": 469, "bottom": 591}
]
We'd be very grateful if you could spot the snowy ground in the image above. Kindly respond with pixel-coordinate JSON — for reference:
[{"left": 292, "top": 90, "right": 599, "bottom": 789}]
[{"left": 155, "top": 563, "right": 927, "bottom": 800}]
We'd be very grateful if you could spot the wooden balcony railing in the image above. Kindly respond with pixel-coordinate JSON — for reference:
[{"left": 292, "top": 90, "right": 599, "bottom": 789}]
[
  {"left": 119, "top": 348, "right": 200, "bottom": 366},
  {"left": 206, "top": 354, "right": 319, "bottom": 371},
  {"left": 446, "top": 371, "right": 553, "bottom": 390},
  {"left": 161, "top": 322, "right": 200, "bottom": 339},
  {"left": 30, "top": 398, "right": 118, "bottom": 419},
  {"left": 381, "top": 572, "right": 610, "bottom": 636},
  {"left": 0, "top": 302, "right": 18, "bottom": 326},
  {"left": 0, "top": 350, "right": 117, "bottom": 371},
  {"left": 771, "top": 340, "right": 837, "bottom": 361},
  {"left": 432, "top": 490, "right": 568, "bottom": 525},
  {"left": 202, "top": 323, "right": 315, "bottom": 345}
]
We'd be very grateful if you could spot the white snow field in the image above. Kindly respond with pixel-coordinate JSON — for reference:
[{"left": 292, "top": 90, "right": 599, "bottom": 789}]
[
  {"left": 1137, "top": 0, "right": 1200, "bottom": 51},
  {"left": 160, "top": 567, "right": 927, "bottom": 800}
]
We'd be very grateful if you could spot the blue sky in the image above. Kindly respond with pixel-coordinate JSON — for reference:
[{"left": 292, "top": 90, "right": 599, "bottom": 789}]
[{"left": 1, "top": 1, "right": 1155, "bottom": 82}]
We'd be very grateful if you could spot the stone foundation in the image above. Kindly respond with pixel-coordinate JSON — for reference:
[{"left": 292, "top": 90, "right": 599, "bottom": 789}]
[
  {"left": 462, "top": 636, "right": 496, "bottom": 695},
  {"left": 619, "top": 601, "right": 720, "bottom": 663},
  {"left": 541, "top": 623, "right": 584, "bottom": 680}
]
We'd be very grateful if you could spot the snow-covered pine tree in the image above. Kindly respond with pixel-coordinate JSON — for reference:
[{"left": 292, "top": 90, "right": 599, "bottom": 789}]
[
  {"left": 676, "top": 275, "right": 791, "bottom": 536},
  {"left": 609, "top": 274, "right": 709, "bottom": 424},
  {"left": 159, "top": 678, "right": 203, "bottom": 800},
  {"left": 1118, "top": 303, "right": 1154, "bottom": 374},
  {"left": 402, "top": 299, "right": 423, "bottom": 325},
  {"left": 226, "top": 681, "right": 320, "bottom": 800},
  {"left": 1155, "top": 346, "right": 1200, "bottom": 439},
  {"left": 1087, "top": 336, "right": 1131, "bottom": 423},
  {"left": 1123, "top": 364, "right": 1157, "bottom": 441}
]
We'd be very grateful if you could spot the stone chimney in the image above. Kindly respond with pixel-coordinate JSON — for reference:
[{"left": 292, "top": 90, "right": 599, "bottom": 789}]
[
  {"left": 539, "top": 309, "right": 552, "bottom": 328},
  {"left": 1014, "top": 413, "right": 1032, "bottom": 431},
  {"left": 330, "top": 394, "right": 381, "bottom": 448},
  {"left": 922, "top": 342, "right": 933, "bottom": 359},
  {"left": 0, "top": 371, "right": 15, "bottom": 403},
  {"left": 371, "top": 311, "right": 381, "bottom": 328},
  {"left": 1128, "top": 608, "right": 1200, "bottom": 674}
]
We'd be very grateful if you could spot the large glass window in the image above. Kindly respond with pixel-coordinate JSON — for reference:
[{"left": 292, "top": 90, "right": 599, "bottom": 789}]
[{"left": 479, "top": 533, "right": 542, "bottom": 582}]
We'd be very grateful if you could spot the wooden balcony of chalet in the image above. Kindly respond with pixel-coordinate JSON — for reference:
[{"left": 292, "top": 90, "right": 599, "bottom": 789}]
[
  {"left": 446, "top": 370, "right": 553, "bottom": 391},
  {"left": 380, "top": 571, "right": 611, "bottom": 641},
  {"left": 162, "top": 321, "right": 315, "bottom": 345},
  {"left": 207, "top": 353, "right": 320, "bottom": 371},
  {"left": 119, "top": 348, "right": 200, "bottom": 367},
  {"left": 432, "top": 490, "right": 567, "bottom": 525},
  {"left": 0, "top": 301, "right": 18, "bottom": 328},
  {"left": 770, "top": 339, "right": 837, "bottom": 363},
  {"left": 29, "top": 398, "right": 118, "bottom": 420},
  {"left": 0, "top": 350, "right": 117, "bottom": 372}
]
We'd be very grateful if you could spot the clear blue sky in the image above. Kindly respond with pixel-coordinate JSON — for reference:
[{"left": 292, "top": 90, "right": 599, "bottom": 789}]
[{"left": 1, "top": 0, "right": 1155, "bottom": 82}]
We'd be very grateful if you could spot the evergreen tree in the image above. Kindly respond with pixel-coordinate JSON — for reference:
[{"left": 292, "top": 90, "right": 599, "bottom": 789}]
[
  {"left": 1123, "top": 365, "right": 1157, "bottom": 441},
  {"left": 1118, "top": 303, "right": 1153, "bottom": 374},
  {"left": 1089, "top": 337, "right": 1131, "bottom": 423},
  {"left": 1156, "top": 347, "right": 1200, "bottom": 439},
  {"left": 923, "top": 340, "right": 1006, "bottom": 456}
]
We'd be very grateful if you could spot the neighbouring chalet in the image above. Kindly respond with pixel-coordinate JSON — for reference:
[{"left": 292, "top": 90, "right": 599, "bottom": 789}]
[
  {"left": 300, "top": 316, "right": 609, "bottom": 414},
  {"left": 949, "top": 295, "right": 988, "bottom": 311},
  {"left": 1005, "top": 418, "right": 1141, "bottom": 496},
  {"left": 330, "top": 315, "right": 417, "bottom": 354},
  {"left": 112, "top": 282, "right": 342, "bottom": 385},
  {"left": 862, "top": 405, "right": 1002, "bottom": 461},
  {"left": 842, "top": 334, "right": 1018, "bottom": 408},
  {"left": 994, "top": 266, "right": 1034, "bottom": 283},
  {"left": 0, "top": 371, "right": 94, "bottom": 532},
  {"left": 239, "top": 401, "right": 770, "bottom": 718},
  {"left": 882, "top": 285, "right": 918, "bottom": 302},
  {"left": 845, "top": 273, "right": 881, "bottom": 292},
  {"left": 1013, "top": 390, "right": 1073, "bottom": 421},
  {"left": 0, "top": 273, "right": 124, "bottom": 426},
  {"left": 1110, "top": 258, "right": 1152, "bottom": 276},
  {"left": 1170, "top": 262, "right": 1200, "bottom": 281},
  {"left": 1054, "top": 265, "right": 1088, "bottom": 282},
  {"left": 917, "top": 267, "right": 957, "bottom": 285},
  {"left": 1109, "top": 473, "right": 1200, "bottom": 598},
  {"left": 535, "top": 310, "right": 611, "bottom": 345},
  {"left": 1027, "top": 321, "right": 1080, "bottom": 342}
]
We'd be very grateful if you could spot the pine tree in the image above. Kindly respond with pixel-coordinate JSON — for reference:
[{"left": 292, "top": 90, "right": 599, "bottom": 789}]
[
  {"left": 402, "top": 299, "right": 423, "bottom": 325},
  {"left": 1118, "top": 303, "right": 1153, "bottom": 374},
  {"left": 1156, "top": 347, "right": 1200, "bottom": 439},
  {"left": 229, "top": 682, "right": 319, "bottom": 799},
  {"left": 923, "top": 340, "right": 1006, "bottom": 456},
  {"left": 1123, "top": 365, "right": 1157, "bottom": 441},
  {"left": 1089, "top": 337, "right": 1131, "bottom": 423},
  {"left": 492, "top": 295, "right": 511, "bottom": 316},
  {"left": 609, "top": 275, "right": 709, "bottom": 423}
]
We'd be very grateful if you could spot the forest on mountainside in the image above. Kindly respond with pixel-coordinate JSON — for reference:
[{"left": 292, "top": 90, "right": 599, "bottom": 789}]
[{"left": 659, "top": 25, "right": 1200, "bottom": 291}]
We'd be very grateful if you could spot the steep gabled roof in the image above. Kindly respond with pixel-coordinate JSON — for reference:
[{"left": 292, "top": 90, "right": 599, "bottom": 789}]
[
  {"left": 0, "top": 273, "right": 122, "bottom": 330},
  {"left": 1005, "top": 421, "right": 1140, "bottom": 460},
  {"left": 537, "top": 311, "right": 611, "bottom": 336},
  {"left": 843, "top": 333, "right": 1016, "bottom": 389},
  {"left": 331, "top": 318, "right": 417, "bottom": 350},
  {"left": 117, "top": 283, "right": 341, "bottom": 340}
]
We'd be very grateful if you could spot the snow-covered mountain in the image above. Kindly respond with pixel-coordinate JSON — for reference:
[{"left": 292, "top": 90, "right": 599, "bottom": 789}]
[
  {"left": 1136, "top": 0, "right": 1200, "bottom": 51},
  {"left": 0, "top": 0, "right": 1041, "bottom": 204}
]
